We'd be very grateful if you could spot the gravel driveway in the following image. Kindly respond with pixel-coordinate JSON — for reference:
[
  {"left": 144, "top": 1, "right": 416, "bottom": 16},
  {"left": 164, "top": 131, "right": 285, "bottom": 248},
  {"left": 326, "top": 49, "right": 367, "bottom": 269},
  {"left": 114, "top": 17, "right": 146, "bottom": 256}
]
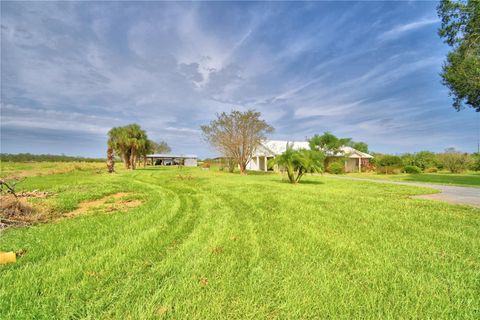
[{"left": 331, "top": 176, "right": 480, "bottom": 208}]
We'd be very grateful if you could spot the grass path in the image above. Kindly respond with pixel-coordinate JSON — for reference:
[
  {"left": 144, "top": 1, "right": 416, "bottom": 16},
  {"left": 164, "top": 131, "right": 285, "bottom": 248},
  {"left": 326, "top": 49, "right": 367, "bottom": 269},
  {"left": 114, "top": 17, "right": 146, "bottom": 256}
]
[{"left": 1, "top": 167, "right": 479, "bottom": 319}]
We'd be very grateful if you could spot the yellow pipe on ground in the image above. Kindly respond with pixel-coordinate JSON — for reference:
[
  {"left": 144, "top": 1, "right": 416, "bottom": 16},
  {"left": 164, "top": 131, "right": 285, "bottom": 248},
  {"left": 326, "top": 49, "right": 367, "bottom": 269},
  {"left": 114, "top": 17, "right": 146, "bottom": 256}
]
[{"left": 0, "top": 252, "right": 16, "bottom": 265}]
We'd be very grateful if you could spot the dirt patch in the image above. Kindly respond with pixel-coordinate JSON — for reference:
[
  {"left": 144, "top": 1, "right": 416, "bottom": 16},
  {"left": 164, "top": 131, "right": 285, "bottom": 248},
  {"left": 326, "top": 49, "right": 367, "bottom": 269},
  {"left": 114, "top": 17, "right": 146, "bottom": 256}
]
[
  {"left": 1, "top": 193, "right": 51, "bottom": 229},
  {"left": 1, "top": 192, "right": 142, "bottom": 230},
  {"left": 17, "top": 191, "right": 53, "bottom": 198},
  {"left": 65, "top": 192, "right": 143, "bottom": 217}
]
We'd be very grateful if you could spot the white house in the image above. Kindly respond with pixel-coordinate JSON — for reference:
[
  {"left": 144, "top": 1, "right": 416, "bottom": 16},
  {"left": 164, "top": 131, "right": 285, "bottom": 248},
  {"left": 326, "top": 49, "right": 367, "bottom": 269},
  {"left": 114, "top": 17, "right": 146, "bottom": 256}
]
[{"left": 246, "top": 140, "right": 373, "bottom": 173}]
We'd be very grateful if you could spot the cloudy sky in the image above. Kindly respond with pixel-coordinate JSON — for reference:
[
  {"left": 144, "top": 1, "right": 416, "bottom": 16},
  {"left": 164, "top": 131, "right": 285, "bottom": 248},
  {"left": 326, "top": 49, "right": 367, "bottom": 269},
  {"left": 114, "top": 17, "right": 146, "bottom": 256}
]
[{"left": 1, "top": 1, "right": 479, "bottom": 158}]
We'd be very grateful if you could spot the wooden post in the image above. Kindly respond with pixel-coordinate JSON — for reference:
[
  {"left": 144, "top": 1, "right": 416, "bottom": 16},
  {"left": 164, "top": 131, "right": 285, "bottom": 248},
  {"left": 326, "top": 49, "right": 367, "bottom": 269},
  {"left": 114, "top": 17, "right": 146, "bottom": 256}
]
[
  {"left": 358, "top": 158, "right": 361, "bottom": 173},
  {"left": 256, "top": 156, "right": 259, "bottom": 170},
  {"left": 264, "top": 156, "right": 268, "bottom": 172}
]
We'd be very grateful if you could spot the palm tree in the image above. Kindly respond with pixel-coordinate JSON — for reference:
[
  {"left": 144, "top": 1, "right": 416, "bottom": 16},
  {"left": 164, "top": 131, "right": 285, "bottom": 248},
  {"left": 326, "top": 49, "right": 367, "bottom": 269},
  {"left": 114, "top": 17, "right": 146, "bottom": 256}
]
[
  {"left": 124, "top": 124, "right": 148, "bottom": 170},
  {"left": 140, "top": 139, "right": 154, "bottom": 167},
  {"left": 106, "top": 146, "right": 115, "bottom": 173},
  {"left": 273, "top": 143, "right": 325, "bottom": 184},
  {"left": 108, "top": 127, "right": 131, "bottom": 169},
  {"left": 108, "top": 124, "right": 149, "bottom": 170}
]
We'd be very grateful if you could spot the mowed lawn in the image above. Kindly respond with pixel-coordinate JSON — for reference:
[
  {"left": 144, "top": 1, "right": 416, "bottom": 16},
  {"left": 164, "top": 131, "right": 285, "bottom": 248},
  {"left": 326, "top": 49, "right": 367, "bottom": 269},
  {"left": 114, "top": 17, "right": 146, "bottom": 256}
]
[
  {"left": 346, "top": 171, "right": 480, "bottom": 188},
  {"left": 1, "top": 165, "right": 479, "bottom": 319}
]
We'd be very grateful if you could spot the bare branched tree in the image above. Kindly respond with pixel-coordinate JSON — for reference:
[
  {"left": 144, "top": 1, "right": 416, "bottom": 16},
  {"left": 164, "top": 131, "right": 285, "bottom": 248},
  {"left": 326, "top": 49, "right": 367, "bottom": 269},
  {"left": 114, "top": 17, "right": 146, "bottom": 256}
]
[
  {"left": 151, "top": 140, "right": 171, "bottom": 154},
  {"left": 201, "top": 110, "right": 273, "bottom": 174}
]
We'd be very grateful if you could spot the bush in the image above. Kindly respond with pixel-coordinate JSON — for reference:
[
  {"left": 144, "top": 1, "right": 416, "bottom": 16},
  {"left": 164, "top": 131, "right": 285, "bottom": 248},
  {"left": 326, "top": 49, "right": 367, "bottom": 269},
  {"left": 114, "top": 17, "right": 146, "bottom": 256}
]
[
  {"left": 437, "top": 148, "right": 471, "bottom": 173},
  {"left": 413, "top": 151, "right": 437, "bottom": 170},
  {"left": 424, "top": 167, "right": 438, "bottom": 173},
  {"left": 377, "top": 155, "right": 403, "bottom": 174},
  {"left": 404, "top": 165, "right": 421, "bottom": 174},
  {"left": 470, "top": 153, "right": 480, "bottom": 171},
  {"left": 327, "top": 162, "right": 344, "bottom": 174}
]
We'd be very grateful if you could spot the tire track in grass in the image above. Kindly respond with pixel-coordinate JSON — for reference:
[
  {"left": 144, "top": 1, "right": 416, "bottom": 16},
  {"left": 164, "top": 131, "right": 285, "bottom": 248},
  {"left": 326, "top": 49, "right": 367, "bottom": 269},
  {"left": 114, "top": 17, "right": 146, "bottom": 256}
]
[
  {"left": 120, "top": 176, "right": 244, "bottom": 317},
  {"left": 108, "top": 175, "right": 267, "bottom": 318},
  {"left": 113, "top": 175, "right": 256, "bottom": 317},
  {"left": 0, "top": 174, "right": 205, "bottom": 318},
  {"left": 85, "top": 176, "right": 207, "bottom": 318},
  {"left": 169, "top": 181, "right": 287, "bottom": 319},
  {"left": 0, "top": 179, "right": 180, "bottom": 318},
  {"left": 65, "top": 179, "right": 205, "bottom": 318}
]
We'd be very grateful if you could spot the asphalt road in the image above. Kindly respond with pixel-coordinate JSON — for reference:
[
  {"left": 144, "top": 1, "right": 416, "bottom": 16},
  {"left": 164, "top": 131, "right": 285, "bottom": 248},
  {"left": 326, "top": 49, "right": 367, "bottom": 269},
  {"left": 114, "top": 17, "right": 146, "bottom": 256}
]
[{"left": 331, "top": 176, "right": 480, "bottom": 208}]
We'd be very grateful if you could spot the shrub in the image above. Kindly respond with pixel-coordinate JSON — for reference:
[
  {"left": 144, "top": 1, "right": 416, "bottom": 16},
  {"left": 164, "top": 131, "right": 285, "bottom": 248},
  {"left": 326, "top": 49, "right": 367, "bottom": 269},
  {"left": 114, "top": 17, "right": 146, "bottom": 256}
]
[
  {"left": 377, "top": 155, "right": 403, "bottom": 174},
  {"left": 470, "top": 153, "right": 480, "bottom": 171},
  {"left": 413, "top": 151, "right": 437, "bottom": 170},
  {"left": 437, "top": 148, "right": 471, "bottom": 173},
  {"left": 404, "top": 165, "right": 422, "bottom": 174},
  {"left": 273, "top": 146, "right": 325, "bottom": 183},
  {"left": 424, "top": 167, "right": 438, "bottom": 173},
  {"left": 327, "top": 162, "right": 344, "bottom": 174}
]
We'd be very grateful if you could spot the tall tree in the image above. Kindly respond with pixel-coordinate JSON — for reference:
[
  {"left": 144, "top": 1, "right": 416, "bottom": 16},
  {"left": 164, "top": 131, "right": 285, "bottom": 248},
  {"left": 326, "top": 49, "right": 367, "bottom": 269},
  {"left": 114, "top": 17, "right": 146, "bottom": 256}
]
[
  {"left": 124, "top": 124, "right": 148, "bottom": 170},
  {"left": 201, "top": 110, "right": 273, "bottom": 174},
  {"left": 309, "top": 132, "right": 351, "bottom": 155},
  {"left": 108, "top": 126, "right": 131, "bottom": 169},
  {"left": 437, "top": 0, "right": 480, "bottom": 112},
  {"left": 151, "top": 140, "right": 171, "bottom": 154},
  {"left": 348, "top": 141, "right": 369, "bottom": 153},
  {"left": 107, "top": 124, "right": 149, "bottom": 170}
]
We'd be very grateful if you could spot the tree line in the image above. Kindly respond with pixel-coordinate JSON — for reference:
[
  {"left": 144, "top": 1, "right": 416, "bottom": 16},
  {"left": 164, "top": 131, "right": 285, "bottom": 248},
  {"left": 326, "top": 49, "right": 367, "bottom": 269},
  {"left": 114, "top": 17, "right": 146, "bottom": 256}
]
[
  {"left": 373, "top": 149, "right": 480, "bottom": 174},
  {"left": 0, "top": 153, "right": 104, "bottom": 162}
]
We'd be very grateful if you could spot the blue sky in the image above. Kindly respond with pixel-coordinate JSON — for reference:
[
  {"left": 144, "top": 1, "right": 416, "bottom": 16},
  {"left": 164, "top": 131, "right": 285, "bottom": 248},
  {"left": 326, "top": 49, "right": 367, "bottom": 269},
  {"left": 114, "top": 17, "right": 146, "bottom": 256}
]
[{"left": 1, "top": 1, "right": 479, "bottom": 158}]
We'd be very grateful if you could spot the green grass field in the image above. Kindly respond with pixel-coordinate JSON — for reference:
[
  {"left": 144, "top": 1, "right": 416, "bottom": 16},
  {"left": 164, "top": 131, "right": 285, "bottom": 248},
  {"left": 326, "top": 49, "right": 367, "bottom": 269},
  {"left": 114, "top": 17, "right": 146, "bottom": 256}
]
[
  {"left": 1, "top": 164, "right": 479, "bottom": 319},
  {"left": 0, "top": 161, "right": 105, "bottom": 179},
  {"left": 346, "top": 171, "right": 480, "bottom": 188}
]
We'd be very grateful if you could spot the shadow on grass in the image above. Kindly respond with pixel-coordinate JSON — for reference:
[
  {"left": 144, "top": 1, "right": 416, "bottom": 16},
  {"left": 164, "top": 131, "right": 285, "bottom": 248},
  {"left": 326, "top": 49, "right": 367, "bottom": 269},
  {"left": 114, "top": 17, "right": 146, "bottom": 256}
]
[
  {"left": 298, "top": 180, "right": 325, "bottom": 185},
  {"left": 270, "top": 179, "right": 325, "bottom": 185},
  {"left": 400, "top": 174, "right": 480, "bottom": 187},
  {"left": 245, "top": 170, "right": 277, "bottom": 176}
]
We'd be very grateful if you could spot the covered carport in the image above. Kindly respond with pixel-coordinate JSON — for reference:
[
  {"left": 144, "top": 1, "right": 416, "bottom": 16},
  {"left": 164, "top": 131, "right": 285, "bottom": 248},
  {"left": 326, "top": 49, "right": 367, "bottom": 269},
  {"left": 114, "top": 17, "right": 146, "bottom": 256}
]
[{"left": 146, "top": 154, "right": 197, "bottom": 167}]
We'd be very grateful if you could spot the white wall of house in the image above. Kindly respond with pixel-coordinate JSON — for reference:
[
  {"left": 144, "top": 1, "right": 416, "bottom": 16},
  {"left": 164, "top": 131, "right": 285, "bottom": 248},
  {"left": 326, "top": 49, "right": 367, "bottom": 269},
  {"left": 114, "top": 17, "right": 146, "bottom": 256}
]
[
  {"left": 246, "top": 156, "right": 270, "bottom": 171},
  {"left": 246, "top": 157, "right": 259, "bottom": 170},
  {"left": 246, "top": 140, "right": 373, "bottom": 172}
]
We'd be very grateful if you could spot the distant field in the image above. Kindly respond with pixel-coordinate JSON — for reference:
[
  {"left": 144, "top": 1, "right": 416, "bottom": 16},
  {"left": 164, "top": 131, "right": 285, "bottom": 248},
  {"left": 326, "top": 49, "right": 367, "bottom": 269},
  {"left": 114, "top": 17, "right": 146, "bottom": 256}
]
[
  {"left": 0, "top": 161, "right": 105, "bottom": 179},
  {"left": 1, "top": 163, "right": 479, "bottom": 318},
  {"left": 346, "top": 171, "right": 480, "bottom": 188}
]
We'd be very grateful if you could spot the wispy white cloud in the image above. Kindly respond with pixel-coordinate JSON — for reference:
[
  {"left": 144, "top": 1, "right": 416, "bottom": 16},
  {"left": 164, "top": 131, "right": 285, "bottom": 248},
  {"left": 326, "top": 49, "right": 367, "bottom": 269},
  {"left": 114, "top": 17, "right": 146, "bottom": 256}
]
[
  {"left": 378, "top": 17, "right": 439, "bottom": 41},
  {"left": 1, "top": 2, "right": 478, "bottom": 156}
]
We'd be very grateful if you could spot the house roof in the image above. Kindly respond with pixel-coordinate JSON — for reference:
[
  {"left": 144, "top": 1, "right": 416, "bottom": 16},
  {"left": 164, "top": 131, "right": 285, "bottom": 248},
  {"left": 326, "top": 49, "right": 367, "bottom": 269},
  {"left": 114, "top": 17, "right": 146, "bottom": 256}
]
[{"left": 253, "top": 140, "right": 373, "bottom": 158}]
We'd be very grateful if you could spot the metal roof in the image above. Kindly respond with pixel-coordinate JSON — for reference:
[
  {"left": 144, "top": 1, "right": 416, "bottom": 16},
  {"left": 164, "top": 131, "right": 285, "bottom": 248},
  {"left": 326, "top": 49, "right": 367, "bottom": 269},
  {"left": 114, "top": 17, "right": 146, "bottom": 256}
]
[
  {"left": 146, "top": 154, "right": 197, "bottom": 158},
  {"left": 253, "top": 140, "right": 373, "bottom": 158}
]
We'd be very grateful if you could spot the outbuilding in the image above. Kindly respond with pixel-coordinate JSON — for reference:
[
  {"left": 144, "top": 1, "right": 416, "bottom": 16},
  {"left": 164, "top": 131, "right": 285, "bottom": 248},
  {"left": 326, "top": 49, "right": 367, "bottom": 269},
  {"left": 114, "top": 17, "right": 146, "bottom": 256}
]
[{"left": 146, "top": 154, "right": 197, "bottom": 167}]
